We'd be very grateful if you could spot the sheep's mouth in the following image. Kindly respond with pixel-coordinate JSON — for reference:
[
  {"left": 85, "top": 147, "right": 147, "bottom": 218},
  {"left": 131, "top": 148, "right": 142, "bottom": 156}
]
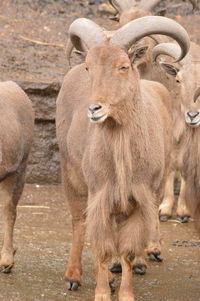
[
  {"left": 89, "top": 113, "right": 107, "bottom": 123},
  {"left": 185, "top": 119, "right": 200, "bottom": 128}
]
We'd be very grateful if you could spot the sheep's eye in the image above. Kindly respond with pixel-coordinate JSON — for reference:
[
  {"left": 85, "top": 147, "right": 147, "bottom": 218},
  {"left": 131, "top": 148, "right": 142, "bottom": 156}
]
[
  {"left": 176, "top": 79, "right": 180, "bottom": 83},
  {"left": 119, "top": 65, "right": 129, "bottom": 71},
  {"left": 85, "top": 66, "right": 89, "bottom": 71}
]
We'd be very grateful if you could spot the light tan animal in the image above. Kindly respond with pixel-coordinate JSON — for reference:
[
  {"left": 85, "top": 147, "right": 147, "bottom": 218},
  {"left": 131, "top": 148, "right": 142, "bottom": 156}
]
[
  {"left": 152, "top": 41, "right": 200, "bottom": 222},
  {"left": 108, "top": 0, "right": 196, "bottom": 25},
  {"left": 107, "top": 0, "right": 197, "bottom": 224},
  {"left": 183, "top": 88, "right": 200, "bottom": 232},
  {"left": 56, "top": 16, "right": 189, "bottom": 300},
  {"left": 0, "top": 81, "right": 34, "bottom": 273}
]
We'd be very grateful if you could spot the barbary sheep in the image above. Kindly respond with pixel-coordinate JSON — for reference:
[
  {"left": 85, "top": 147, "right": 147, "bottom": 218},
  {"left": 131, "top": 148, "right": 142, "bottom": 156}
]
[
  {"left": 56, "top": 16, "right": 189, "bottom": 300},
  {"left": 107, "top": 0, "right": 197, "bottom": 223},
  {"left": 152, "top": 41, "right": 200, "bottom": 222},
  {"left": 108, "top": 0, "right": 197, "bottom": 25},
  {"left": 183, "top": 88, "right": 200, "bottom": 232},
  {"left": 0, "top": 81, "right": 34, "bottom": 273}
]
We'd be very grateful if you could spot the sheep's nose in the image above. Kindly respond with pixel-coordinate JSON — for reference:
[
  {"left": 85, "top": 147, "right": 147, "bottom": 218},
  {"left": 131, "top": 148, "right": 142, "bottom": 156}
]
[
  {"left": 88, "top": 104, "right": 102, "bottom": 114},
  {"left": 187, "top": 111, "right": 199, "bottom": 121}
]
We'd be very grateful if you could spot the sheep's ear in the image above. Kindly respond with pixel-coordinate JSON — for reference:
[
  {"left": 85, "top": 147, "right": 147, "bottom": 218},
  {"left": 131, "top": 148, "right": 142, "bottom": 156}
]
[
  {"left": 129, "top": 45, "right": 149, "bottom": 63},
  {"left": 160, "top": 63, "right": 179, "bottom": 77}
]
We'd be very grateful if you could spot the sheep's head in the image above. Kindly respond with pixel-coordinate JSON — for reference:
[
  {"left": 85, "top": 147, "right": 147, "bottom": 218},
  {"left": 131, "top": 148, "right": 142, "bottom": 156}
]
[
  {"left": 185, "top": 88, "right": 200, "bottom": 128},
  {"left": 86, "top": 44, "right": 138, "bottom": 125},
  {"left": 67, "top": 16, "right": 190, "bottom": 125}
]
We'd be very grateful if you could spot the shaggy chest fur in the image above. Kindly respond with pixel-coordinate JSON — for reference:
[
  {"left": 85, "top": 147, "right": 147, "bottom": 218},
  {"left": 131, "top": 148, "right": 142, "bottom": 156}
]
[{"left": 83, "top": 122, "right": 163, "bottom": 216}]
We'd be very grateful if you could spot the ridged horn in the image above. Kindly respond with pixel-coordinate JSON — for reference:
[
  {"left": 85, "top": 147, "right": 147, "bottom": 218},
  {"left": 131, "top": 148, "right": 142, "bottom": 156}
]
[
  {"left": 66, "top": 23, "right": 114, "bottom": 68},
  {"left": 139, "top": 0, "right": 197, "bottom": 11},
  {"left": 139, "top": 0, "right": 164, "bottom": 11},
  {"left": 110, "top": 16, "right": 190, "bottom": 62},
  {"left": 152, "top": 42, "right": 182, "bottom": 62},
  {"left": 68, "top": 18, "right": 107, "bottom": 52},
  {"left": 108, "top": 0, "right": 137, "bottom": 13},
  {"left": 188, "top": 0, "right": 197, "bottom": 10},
  {"left": 194, "top": 87, "right": 200, "bottom": 103},
  {"left": 65, "top": 38, "right": 87, "bottom": 69}
]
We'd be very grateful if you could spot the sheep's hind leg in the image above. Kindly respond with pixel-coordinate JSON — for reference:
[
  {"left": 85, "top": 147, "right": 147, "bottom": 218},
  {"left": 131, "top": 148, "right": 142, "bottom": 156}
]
[
  {"left": 118, "top": 256, "right": 135, "bottom": 301},
  {"left": 159, "top": 171, "right": 175, "bottom": 222},
  {"left": 64, "top": 194, "right": 87, "bottom": 291},
  {"left": 176, "top": 178, "right": 190, "bottom": 223},
  {"left": 94, "top": 260, "right": 112, "bottom": 301},
  {"left": 132, "top": 251, "right": 147, "bottom": 275},
  {"left": 147, "top": 215, "right": 163, "bottom": 262},
  {"left": 110, "top": 250, "right": 147, "bottom": 275},
  {"left": 0, "top": 162, "right": 26, "bottom": 273},
  {"left": 62, "top": 164, "right": 87, "bottom": 291}
]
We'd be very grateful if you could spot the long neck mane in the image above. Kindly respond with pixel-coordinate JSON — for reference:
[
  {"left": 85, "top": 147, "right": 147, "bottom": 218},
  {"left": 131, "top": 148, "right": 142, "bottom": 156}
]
[{"left": 100, "top": 92, "right": 147, "bottom": 214}]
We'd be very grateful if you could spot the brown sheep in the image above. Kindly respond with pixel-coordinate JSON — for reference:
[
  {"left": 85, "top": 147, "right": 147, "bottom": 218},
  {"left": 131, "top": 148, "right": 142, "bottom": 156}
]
[
  {"left": 0, "top": 81, "right": 34, "bottom": 273},
  {"left": 183, "top": 88, "right": 200, "bottom": 233},
  {"left": 56, "top": 16, "right": 189, "bottom": 300},
  {"left": 152, "top": 41, "right": 200, "bottom": 223},
  {"left": 108, "top": 0, "right": 197, "bottom": 25},
  {"left": 107, "top": 0, "right": 197, "bottom": 224}
]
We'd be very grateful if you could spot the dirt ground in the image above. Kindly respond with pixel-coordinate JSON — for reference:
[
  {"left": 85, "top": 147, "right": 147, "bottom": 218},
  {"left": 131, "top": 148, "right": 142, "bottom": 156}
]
[
  {"left": 0, "top": 184, "right": 200, "bottom": 301},
  {"left": 1, "top": 0, "right": 200, "bottom": 83}
]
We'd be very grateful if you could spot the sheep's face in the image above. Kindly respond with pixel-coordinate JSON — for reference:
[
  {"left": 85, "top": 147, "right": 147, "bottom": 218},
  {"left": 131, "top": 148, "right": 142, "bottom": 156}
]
[
  {"left": 86, "top": 44, "right": 138, "bottom": 125},
  {"left": 185, "top": 100, "right": 200, "bottom": 128}
]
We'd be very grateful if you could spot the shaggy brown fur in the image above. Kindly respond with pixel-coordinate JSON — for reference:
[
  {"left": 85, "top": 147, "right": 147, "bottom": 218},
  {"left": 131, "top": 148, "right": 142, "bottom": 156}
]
[
  {"left": 183, "top": 126, "right": 200, "bottom": 232},
  {"left": 56, "top": 42, "right": 172, "bottom": 300},
  {"left": 0, "top": 81, "right": 34, "bottom": 273}
]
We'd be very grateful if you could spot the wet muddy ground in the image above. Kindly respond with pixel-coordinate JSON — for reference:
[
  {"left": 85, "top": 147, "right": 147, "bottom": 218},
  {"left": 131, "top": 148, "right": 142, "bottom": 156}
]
[{"left": 0, "top": 184, "right": 200, "bottom": 301}]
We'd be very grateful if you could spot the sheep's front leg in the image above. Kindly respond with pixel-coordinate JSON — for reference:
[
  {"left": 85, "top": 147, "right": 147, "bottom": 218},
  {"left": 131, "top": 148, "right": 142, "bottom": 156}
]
[
  {"left": 94, "top": 260, "right": 112, "bottom": 301},
  {"left": 118, "top": 256, "right": 135, "bottom": 301}
]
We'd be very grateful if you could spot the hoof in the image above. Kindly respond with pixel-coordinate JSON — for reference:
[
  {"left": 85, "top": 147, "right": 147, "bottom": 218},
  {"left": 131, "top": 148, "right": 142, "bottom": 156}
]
[
  {"left": 148, "top": 253, "right": 163, "bottom": 262},
  {"left": 177, "top": 215, "right": 190, "bottom": 223},
  {"left": 133, "top": 264, "right": 147, "bottom": 275},
  {"left": 109, "top": 280, "right": 115, "bottom": 294},
  {"left": 0, "top": 264, "right": 13, "bottom": 274},
  {"left": 66, "top": 279, "right": 80, "bottom": 291},
  {"left": 159, "top": 214, "right": 171, "bottom": 222},
  {"left": 110, "top": 263, "right": 122, "bottom": 273}
]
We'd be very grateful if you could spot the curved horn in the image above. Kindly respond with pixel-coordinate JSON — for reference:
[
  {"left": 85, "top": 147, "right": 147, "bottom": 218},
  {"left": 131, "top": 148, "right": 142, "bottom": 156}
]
[
  {"left": 108, "top": 0, "right": 137, "bottom": 13},
  {"left": 139, "top": 0, "right": 164, "bottom": 11},
  {"left": 152, "top": 42, "right": 182, "bottom": 62},
  {"left": 194, "top": 87, "right": 200, "bottom": 103},
  {"left": 68, "top": 18, "right": 107, "bottom": 52},
  {"left": 110, "top": 16, "right": 190, "bottom": 62},
  {"left": 189, "top": 0, "right": 197, "bottom": 10},
  {"left": 65, "top": 38, "right": 88, "bottom": 69},
  {"left": 66, "top": 24, "right": 114, "bottom": 68},
  {"left": 139, "top": 0, "right": 197, "bottom": 11},
  {"left": 65, "top": 38, "right": 75, "bottom": 69}
]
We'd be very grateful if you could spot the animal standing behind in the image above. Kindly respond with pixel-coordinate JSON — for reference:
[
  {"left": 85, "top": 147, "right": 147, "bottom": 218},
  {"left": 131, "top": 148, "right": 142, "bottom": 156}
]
[{"left": 0, "top": 81, "right": 34, "bottom": 273}]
